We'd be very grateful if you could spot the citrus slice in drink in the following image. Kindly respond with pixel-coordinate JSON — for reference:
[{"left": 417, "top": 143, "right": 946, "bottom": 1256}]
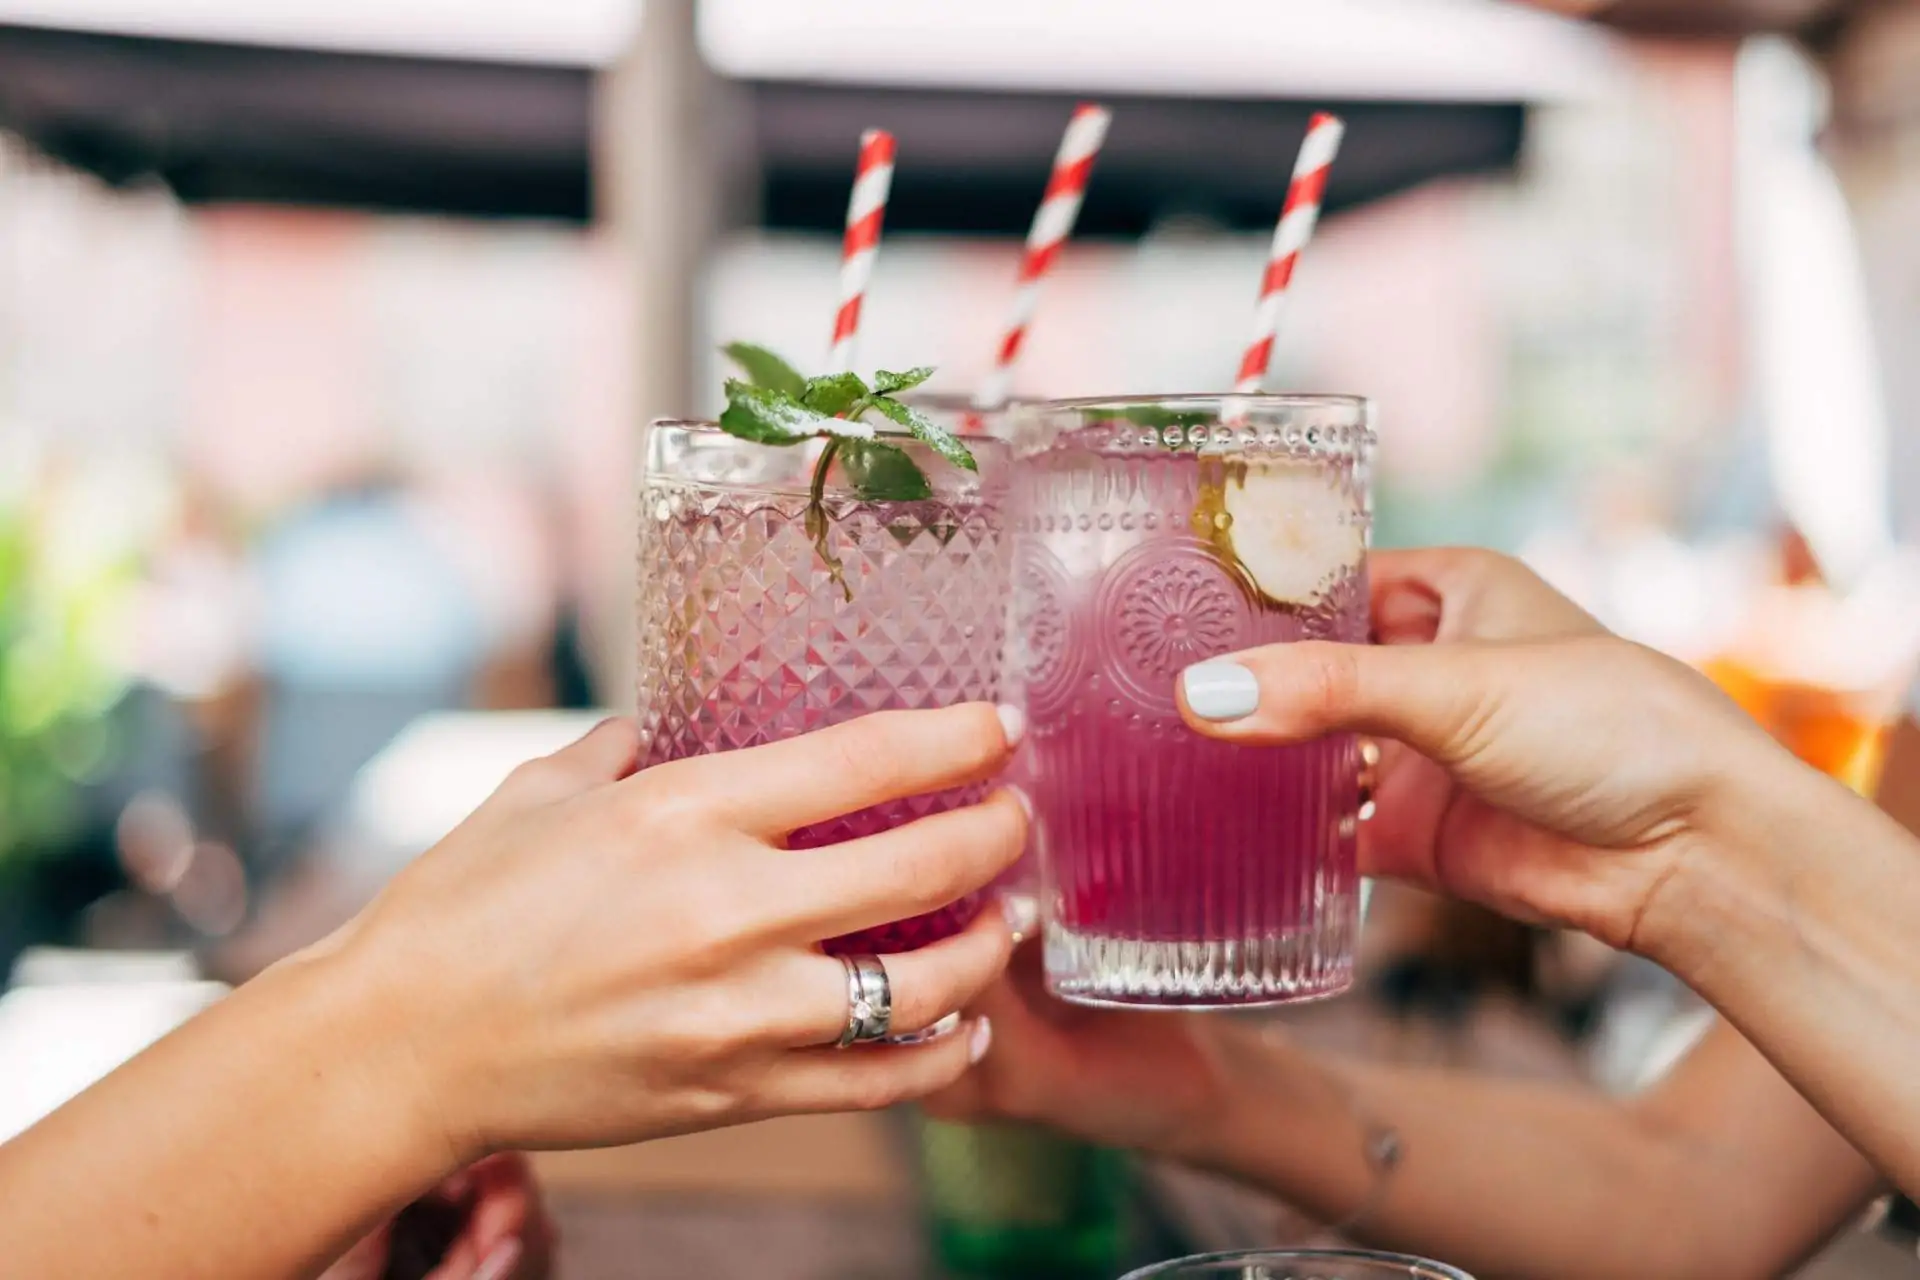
[{"left": 1211, "top": 459, "right": 1362, "bottom": 606}]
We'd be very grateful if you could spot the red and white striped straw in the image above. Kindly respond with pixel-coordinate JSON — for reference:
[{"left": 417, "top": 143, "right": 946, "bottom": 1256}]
[
  {"left": 1233, "top": 111, "right": 1344, "bottom": 395},
  {"left": 828, "top": 128, "right": 897, "bottom": 374},
  {"left": 974, "top": 103, "right": 1112, "bottom": 411}
]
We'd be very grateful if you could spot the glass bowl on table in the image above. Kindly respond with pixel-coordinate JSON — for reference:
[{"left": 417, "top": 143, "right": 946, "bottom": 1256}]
[{"left": 1122, "top": 1248, "right": 1472, "bottom": 1279}]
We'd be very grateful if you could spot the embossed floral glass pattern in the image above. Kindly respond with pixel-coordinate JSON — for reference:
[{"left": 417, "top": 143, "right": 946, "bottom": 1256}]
[
  {"left": 635, "top": 421, "right": 1013, "bottom": 956},
  {"left": 1122, "top": 1248, "right": 1473, "bottom": 1279},
  {"left": 1009, "top": 394, "right": 1373, "bottom": 1007}
]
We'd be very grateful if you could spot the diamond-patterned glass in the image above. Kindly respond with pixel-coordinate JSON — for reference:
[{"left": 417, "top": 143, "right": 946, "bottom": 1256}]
[{"left": 636, "top": 424, "right": 1012, "bottom": 955}]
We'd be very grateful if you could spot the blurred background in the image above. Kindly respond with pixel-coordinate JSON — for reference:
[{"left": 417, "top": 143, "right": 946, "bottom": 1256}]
[{"left": 4, "top": 0, "right": 1920, "bottom": 1275}]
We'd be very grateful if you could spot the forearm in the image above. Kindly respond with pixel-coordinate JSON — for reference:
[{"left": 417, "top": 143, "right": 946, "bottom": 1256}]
[
  {"left": 1647, "top": 748, "right": 1920, "bottom": 1199},
  {"left": 1169, "top": 1025, "right": 1820, "bottom": 1280},
  {"left": 0, "top": 941, "right": 454, "bottom": 1280}
]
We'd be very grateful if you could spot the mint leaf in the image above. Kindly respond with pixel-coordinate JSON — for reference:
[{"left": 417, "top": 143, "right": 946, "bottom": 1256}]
[
  {"left": 840, "top": 440, "right": 933, "bottom": 501},
  {"left": 722, "top": 343, "right": 806, "bottom": 398},
  {"left": 873, "top": 366, "right": 935, "bottom": 396},
  {"left": 718, "top": 380, "right": 836, "bottom": 444},
  {"left": 801, "top": 372, "right": 871, "bottom": 418},
  {"left": 712, "top": 343, "right": 952, "bottom": 599},
  {"left": 869, "top": 396, "right": 978, "bottom": 473}
]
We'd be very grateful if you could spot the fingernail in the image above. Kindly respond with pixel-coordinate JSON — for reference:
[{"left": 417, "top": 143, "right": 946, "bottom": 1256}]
[
  {"left": 995, "top": 704, "right": 1027, "bottom": 749},
  {"left": 1000, "top": 893, "right": 1038, "bottom": 942},
  {"left": 1004, "top": 784, "right": 1035, "bottom": 823},
  {"left": 967, "top": 1016, "right": 994, "bottom": 1065},
  {"left": 1181, "top": 660, "right": 1260, "bottom": 721},
  {"left": 473, "top": 1238, "right": 523, "bottom": 1280}
]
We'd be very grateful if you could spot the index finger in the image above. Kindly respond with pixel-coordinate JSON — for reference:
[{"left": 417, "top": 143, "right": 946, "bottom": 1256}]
[
  {"left": 652, "top": 703, "right": 1024, "bottom": 838},
  {"left": 1372, "top": 547, "right": 1602, "bottom": 645}
]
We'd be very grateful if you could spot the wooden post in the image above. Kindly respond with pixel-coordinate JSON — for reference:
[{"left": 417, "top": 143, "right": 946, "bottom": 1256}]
[{"left": 590, "top": 0, "right": 737, "bottom": 700}]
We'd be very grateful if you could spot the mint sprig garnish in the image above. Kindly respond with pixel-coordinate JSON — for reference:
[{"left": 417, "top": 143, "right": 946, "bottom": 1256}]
[
  {"left": 873, "top": 366, "right": 935, "bottom": 396},
  {"left": 718, "top": 380, "right": 845, "bottom": 443},
  {"left": 869, "top": 396, "right": 978, "bottom": 473},
  {"left": 716, "top": 343, "right": 975, "bottom": 599},
  {"left": 720, "top": 341, "right": 806, "bottom": 398}
]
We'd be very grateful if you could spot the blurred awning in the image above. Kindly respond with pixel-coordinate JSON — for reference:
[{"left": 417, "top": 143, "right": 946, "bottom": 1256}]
[
  {"left": 0, "top": 0, "right": 1635, "bottom": 230},
  {"left": 751, "top": 89, "right": 1526, "bottom": 236},
  {"left": 0, "top": 23, "right": 596, "bottom": 220}
]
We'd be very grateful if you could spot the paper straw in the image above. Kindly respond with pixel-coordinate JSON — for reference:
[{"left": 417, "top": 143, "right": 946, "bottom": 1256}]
[
  {"left": 1233, "top": 111, "right": 1344, "bottom": 395},
  {"left": 828, "top": 128, "right": 897, "bottom": 374},
  {"left": 973, "top": 103, "right": 1112, "bottom": 412}
]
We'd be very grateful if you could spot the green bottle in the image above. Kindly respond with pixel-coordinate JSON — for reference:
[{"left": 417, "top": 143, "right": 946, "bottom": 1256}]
[{"left": 919, "top": 1116, "right": 1131, "bottom": 1278}]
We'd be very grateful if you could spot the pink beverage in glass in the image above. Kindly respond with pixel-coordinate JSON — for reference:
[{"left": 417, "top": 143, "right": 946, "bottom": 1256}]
[
  {"left": 905, "top": 394, "right": 1042, "bottom": 916},
  {"left": 634, "top": 422, "right": 1013, "bottom": 956},
  {"left": 1010, "top": 395, "right": 1373, "bottom": 1007}
]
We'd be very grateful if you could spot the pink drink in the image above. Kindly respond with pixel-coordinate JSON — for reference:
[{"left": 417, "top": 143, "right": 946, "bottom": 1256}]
[
  {"left": 1012, "top": 398, "right": 1372, "bottom": 1006},
  {"left": 634, "top": 423, "right": 1012, "bottom": 955}
]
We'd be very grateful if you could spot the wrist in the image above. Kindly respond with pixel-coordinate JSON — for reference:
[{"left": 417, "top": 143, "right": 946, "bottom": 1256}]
[
  {"left": 1155, "top": 1019, "right": 1307, "bottom": 1167},
  {"left": 1632, "top": 736, "right": 1854, "bottom": 985},
  {"left": 268, "top": 927, "right": 471, "bottom": 1186},
  {"left": 1157, "top": 1022, "right": 1385, "bottom": 1223},
  {"left": 1143, "top": 1018, "right": 1245, "bottom": 1167}
]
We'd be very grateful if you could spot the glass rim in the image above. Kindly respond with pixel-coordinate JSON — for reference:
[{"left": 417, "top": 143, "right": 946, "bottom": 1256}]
[
  {"left": 644, "top": 418, "right": 1015, "bottom": 460},
  {"left": 1121, "top": 1248, "right": 1473, "bottom": 1280},
  {"left": 1027, "top": 392, "right": 1369, "bottom": 416}
]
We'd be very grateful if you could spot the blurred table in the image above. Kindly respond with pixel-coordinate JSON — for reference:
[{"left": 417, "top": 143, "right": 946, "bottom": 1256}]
[{"left": 534, "top": 1114, "right": 928, "bottom": 1280}]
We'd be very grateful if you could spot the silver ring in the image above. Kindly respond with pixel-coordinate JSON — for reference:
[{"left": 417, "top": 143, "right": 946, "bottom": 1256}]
[{"left": 835, "top": 954, "right": 893, "bottom": 1048}]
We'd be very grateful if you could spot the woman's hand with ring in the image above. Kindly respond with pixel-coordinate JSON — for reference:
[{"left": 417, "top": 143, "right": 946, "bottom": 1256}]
[{"left": 292, "top": 704, "right": 1027, "bottom": 1174}]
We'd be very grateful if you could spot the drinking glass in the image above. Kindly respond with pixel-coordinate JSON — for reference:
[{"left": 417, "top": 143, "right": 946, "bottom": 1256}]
[
  {"left": 892, "top": 396, "right": 1133, "bottom": 1277},
  {"left": 634, "top": 420, "right": 1012, "bottom": 956},
  {"left": 1121, "top": 1248, "right": 1472, "bottom": 1279},
  {"left": 1008, "top": 394, "right": 1373, "bottom": 1007}
]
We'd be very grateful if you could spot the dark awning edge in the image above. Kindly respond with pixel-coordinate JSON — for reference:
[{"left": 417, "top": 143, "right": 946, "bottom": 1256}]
[
  {"left": 0, "top": 22, "right": 1525, "bottom": 231},
  {"left": 0, "top": 23, "right": 593, "bottom": 222},
  {"left": 750, "top": 82, "right": 1524, "bottom": 236}
]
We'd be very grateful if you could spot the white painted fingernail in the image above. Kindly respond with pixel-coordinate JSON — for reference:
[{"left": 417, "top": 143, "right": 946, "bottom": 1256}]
[
  {"left": 473, "top": 1238, "right": 523, "bottom": 1280},
  {"left": 1000, "top": 893, "right": 1038, "bottom": 942},
  {"left": 1005, "top": 784, "right": 1035, "bottom": 823},
  {"left": 996, "top": 704, "right": 1027, "bottom": 749},
  {"left": 1181, "top": 660, "right": 1260, "bottom": 721},
  {"left": 967, "top": 1016, "right": 994, "bottom": 1065}
]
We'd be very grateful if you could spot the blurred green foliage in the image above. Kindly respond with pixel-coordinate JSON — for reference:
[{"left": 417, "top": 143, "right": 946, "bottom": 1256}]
[{"left": 0, "top": 489, "right": 132, "bottom": 869}]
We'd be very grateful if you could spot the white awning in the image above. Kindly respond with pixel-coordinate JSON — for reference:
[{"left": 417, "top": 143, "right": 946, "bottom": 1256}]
[
  {"left": 700, "top": 0, "right": 1627, "bottom": 103},
  {"left": 0, "top": 0, "right": 1625, "bottom": 96},
  {"left": 0, "top": 0, "right": 640, "bottom": 66}
]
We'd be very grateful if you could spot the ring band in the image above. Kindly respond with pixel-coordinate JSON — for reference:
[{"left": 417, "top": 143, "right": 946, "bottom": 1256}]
[{"left": 835, "top": 954, "right": 893, "bottom": 1048}]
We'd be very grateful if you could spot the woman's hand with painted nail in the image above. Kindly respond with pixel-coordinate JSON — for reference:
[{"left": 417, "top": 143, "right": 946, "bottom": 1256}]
[
  {"left": 336, "top": 703, "right": 1029, "bottom": 1164},
  {"left": 1178, "top": 548, "right": 1793, "bottom": 952}
]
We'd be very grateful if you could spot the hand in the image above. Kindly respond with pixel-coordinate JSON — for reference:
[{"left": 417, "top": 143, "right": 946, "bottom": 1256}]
[
  {"left": 321, "top": 1155, "right": 552, "bottom": 1280},
  {"left": 922, "top": 946, "right": 1229, "bottom": 1158},
  {"left": 308, "top": 704, "right": 1026, "bottom": 1169},
  {"left": 1178, "top": 548, "right": 1795, "bottom": 952}
]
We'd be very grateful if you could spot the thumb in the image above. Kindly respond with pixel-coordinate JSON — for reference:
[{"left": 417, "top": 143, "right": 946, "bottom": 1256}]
[{"left": 1177, "top": 641, "right": 1499, "bottom": 768}]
